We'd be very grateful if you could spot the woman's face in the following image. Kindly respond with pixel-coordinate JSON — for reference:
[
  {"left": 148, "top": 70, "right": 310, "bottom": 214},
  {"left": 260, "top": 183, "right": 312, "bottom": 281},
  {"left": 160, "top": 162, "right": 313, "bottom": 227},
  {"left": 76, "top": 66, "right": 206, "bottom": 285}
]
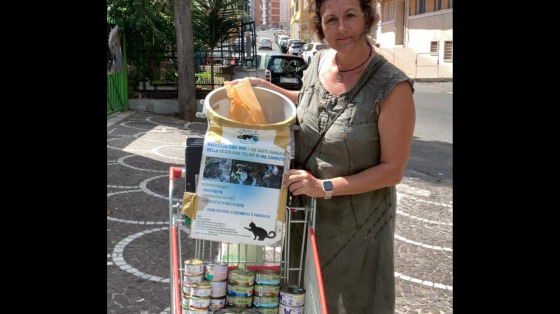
[{"left": 320, "top": 0, "right": 366, "bottom": 53}]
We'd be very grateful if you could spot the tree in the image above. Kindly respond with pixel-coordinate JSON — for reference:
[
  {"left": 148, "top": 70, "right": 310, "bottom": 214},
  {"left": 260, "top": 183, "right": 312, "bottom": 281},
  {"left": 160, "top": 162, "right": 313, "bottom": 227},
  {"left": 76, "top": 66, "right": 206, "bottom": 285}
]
[
  {"left": 191, "top": 0, "right": 241, "bottom": 88},
  {"left": 107, "top": 0, "right": 176, "bottom": 85},
  {"left": 174, "top": 0, "right": 198, "bottom": 121}
]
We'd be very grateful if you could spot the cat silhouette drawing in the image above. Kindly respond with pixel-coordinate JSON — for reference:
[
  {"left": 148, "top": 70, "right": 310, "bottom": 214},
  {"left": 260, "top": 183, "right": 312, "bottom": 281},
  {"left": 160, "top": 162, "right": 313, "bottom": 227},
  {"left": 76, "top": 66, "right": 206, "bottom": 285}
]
[{"left": 245, "top": 221, "right": 276, "bottom": 241}]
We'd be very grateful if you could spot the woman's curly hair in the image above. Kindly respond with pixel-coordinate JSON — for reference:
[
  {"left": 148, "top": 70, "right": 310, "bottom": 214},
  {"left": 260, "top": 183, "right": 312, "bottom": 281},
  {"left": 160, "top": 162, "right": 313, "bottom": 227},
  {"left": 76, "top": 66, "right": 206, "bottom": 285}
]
[{"left": 308, "top": 0, "right": 377, "bottom": 42}]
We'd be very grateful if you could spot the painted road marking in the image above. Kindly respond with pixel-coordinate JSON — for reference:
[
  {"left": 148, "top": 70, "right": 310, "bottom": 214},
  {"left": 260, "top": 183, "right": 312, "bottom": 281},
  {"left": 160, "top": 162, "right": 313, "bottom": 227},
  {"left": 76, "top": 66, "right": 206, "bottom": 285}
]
[
  {"left": 394, "top": 271, "right": 453, "bottom": 291},
  {"left": 394, "top": 234, "right": 452, "bottom": 251}
]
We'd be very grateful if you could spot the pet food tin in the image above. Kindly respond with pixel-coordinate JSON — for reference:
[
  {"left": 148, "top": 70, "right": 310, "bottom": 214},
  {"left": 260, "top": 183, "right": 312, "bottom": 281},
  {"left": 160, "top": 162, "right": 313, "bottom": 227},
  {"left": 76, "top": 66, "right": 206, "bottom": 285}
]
[
  {"left": 205, "top": 261, "right": 229, "bottom": 281},
  {"left": 226, "top": 295, "right": 252, "bottom": 308},
  {"left": 254, "top": 284, "right": 280, "bottom": 297},
  {"left": 208, "top": 297, "right": 227, "bottom": 310},
  {"left": 183, "top": 258, "right": 205, "bottom": 276},
  {"left": 189, "top": 296, "right": 211, "bottom": 309},
  {"left": 183, "top": 273, "right": 204, "bottom": 285},
  {"left": 212, "top": 309, "right": 242, "bottom": 313},
  {"left": 255, "top": 270, "right": 281, "bottom": 286},
  {"left": 228, "top": 268, "right": 255, "bottom": 286},
  {"left": 279, "top": 286, "right": 306, "bottom": 307},
  {"left": 253, "top": 307, "right": 278, "bottom": 314},
  {"left": 279, "top": 303, "right": 304, "bottom": 314},
  {"left": 190, "top": 282, "right": 212, "bottom": 298},
  {"left": 252, "top": 295, "right": 279, "bottom": 308},
  {"left": 183, "top": 307, "right": 209, "bottom": 314},
  {"left": 210, "top": 280, "right": 227, "bottom": 298},
  {"left": 226, "top": 283, "right": 254, "bottom": 297}
]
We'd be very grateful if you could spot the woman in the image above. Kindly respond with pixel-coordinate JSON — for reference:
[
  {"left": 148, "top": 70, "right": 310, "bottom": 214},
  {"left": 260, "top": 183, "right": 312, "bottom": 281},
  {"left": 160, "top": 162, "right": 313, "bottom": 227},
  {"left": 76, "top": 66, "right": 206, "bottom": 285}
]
[{"left": 235, "top": 0, "right": 415, "bottom": 312}]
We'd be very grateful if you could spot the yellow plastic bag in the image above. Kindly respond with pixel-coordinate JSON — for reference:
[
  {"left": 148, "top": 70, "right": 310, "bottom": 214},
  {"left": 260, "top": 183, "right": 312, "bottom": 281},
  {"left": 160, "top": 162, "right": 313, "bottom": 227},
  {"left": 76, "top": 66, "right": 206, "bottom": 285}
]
[{"left": 224, "top": 79, "right": 267, "bottom": 125}]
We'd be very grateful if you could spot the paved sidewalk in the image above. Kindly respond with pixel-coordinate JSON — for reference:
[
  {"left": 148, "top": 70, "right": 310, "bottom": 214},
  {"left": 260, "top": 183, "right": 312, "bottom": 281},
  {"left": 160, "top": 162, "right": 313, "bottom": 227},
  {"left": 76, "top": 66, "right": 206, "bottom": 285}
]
[{"left": 107, "top": 96, "right": 452, "bottom": 313}]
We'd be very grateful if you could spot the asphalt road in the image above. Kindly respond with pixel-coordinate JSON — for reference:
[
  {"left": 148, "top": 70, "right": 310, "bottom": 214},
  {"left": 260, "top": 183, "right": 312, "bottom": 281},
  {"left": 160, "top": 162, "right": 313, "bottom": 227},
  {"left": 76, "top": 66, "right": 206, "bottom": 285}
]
[{"left": 107, "top": 81, "right": 453, "bottom": 314}]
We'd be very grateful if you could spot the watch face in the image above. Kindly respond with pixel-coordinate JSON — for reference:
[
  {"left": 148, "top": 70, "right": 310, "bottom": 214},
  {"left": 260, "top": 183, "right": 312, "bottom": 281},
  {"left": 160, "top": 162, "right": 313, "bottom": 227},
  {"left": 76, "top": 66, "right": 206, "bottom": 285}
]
[{"left": 323, "top": 180, "right": 333, "bottom": 191}]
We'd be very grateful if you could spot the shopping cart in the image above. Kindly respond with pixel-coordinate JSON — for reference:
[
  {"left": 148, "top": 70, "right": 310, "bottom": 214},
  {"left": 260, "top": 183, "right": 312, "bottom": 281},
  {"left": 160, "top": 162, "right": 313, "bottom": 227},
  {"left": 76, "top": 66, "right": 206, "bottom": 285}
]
[{"left": 167, "top": 164, "right": 327, "bottom": 314}]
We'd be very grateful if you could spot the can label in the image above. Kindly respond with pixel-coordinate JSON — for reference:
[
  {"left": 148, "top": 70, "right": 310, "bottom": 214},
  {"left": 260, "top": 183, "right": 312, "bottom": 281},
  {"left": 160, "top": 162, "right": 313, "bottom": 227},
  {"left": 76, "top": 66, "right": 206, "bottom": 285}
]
[
  {"left": 254, "top": 284, "right": 280, "bottom": 297},
  {"left": 210, "top": 280, "right": 227, "bottom": 297},
  {"left": 208, "top": 297, "right": 226, "bottom": 310},
  {"left": 183, "top": 274, "right": 204, "bottom": 285},
  {"left": 227, "top": 283, "right": 254, "bottom": 297},
  {"left": 183, "top": 307, "right": 209, "bottom": 314},
  {"left": 255, "top": 270, "right": 281, "bottom": 285},
  {"left": 278, "top": 303, "right": 304, "bottom": 314},
  {"left": 190, "top": 282, "right": 212, "bottom": 298},
  {"left": 205, "top": 262, "right": 229, "bottom": 281},
  {"left": 189, "top": 296, "right": 210, "bottom": 309},
  {"left": 252, "top": 295, "right": 279, "bottom": 308},
  {"left": 253, "top": 307, "right": 278, "bottom": 314},
  {"left": 228, "top": 268, "right": 255, "bottom": 286},
  {"left": 226, "top": 295, "right": 252, "bottom": 308},
  {"left": 279, "top": 287, "right": 306, "bottom": 307}
]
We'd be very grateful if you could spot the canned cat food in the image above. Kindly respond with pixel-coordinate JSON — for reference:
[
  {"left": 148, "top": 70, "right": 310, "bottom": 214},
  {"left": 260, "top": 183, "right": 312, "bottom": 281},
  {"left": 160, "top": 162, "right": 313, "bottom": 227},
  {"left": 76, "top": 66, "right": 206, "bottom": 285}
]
[
  {"left": 183, "top": 307, "right": 209, "bottom": 314},
  {"left": 228, "top": 268, "right": 255, "bottom": 286},
  {"left": 239, "top": 310, "right": 262, "bottom": 314},
  {"left": 252, "top": 295, "right": 279, "bottom": 308},
  {"left": 255, "top": 270, "right": 281, "bottom": 286},
  {"left": 254, "top": 284, "right": 280, "bottom": 297},
  {"left": 182, "top": 282, "right": 193, "bottom": 295},
  {"left": 279, "top": 286, "right": 306, "bottom": 307},
  {"left": 189, "top": 296, "right": 210, "bottom": 309},
  {"left": 226, "top": 295, "right": 252, "bottom": 308},
  {"left": 183, "top": 273, "right": 204, "bottom": 285},
  {"left": 210, "top": 280, "right": 227, "bottom": 297},
  {"left": 226, "top": 283, "right": 254, "bottom": 297},
  {"left": 181, "top": 294, "right": 190, "bottom": 308},
  {"left": 184, "top": 258, "right": 205, "bottom": 276},
  {"left": 212, "top": 309, "right": 242, "bottom": 313},
  {"left": 190, "top": 282, "right": 212, "bottom": 298},
  {"left": 205, "top": 261, "right": 229, "bottom": 281},
  {"left": 278, "top": 303, "right": 304, "bottom": 314},
  {"left": 208, "top": 297, "right": 226, "bottom": 310},
  {"left": 254, "top": 308, "right": 278, "bottom": 314}
]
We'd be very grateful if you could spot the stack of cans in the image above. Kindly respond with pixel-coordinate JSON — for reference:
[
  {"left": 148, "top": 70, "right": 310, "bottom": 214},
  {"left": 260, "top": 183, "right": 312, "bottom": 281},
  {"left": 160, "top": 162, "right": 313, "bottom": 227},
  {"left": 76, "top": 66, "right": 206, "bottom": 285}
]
[
  {"left": 226, "top": 268, "right": 256, "bottom": 309},
  {"left": 205, "top": 261, "right": 229, "bottom": 312},
  {"left": 278, "top": 286, "right": 306, "bottom": 314},
  {"left": 252, "top": 269, "right": 281, "bottom": 313},
  {"left": 182, "top": 259, "right": 206, "bottom": 312}
]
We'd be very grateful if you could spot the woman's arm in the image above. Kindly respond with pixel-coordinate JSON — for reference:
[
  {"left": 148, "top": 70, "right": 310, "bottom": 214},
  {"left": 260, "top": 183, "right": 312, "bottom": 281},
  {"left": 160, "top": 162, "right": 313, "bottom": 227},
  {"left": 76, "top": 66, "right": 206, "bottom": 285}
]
[
  {"left": 284, "top": 80, "right": 416, "bottom": 198},
  {"left": 233, "top": 77, "right": 300, "bottom": 105}
]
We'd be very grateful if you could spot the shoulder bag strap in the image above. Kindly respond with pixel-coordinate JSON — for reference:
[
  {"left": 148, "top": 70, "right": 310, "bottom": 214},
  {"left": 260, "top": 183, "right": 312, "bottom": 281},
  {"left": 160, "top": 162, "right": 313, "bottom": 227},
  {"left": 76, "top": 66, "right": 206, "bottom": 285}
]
[{"left": 299, "top": 56, "right": 388, "bottom": 168}]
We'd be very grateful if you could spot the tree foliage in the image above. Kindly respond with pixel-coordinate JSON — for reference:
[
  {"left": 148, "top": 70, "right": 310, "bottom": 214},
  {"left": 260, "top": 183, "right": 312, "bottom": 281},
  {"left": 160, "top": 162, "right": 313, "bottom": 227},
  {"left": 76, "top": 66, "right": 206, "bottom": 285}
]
[{"left": 107, "top": 0, "right": 176, "bottom": 82}]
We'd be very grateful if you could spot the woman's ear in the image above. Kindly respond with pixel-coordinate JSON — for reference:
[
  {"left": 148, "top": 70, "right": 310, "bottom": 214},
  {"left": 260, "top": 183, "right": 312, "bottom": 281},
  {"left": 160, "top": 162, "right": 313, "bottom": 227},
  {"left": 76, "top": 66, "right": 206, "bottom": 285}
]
[{"left": 374, "top": 13, "right": 380, "bottom": 24}]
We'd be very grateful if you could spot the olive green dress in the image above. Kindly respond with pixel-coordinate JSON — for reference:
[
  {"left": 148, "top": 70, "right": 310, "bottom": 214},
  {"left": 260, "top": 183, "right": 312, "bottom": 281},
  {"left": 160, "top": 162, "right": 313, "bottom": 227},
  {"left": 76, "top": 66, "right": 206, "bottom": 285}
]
[{"left": 294, "top": 50, "right": 414, "bottom": 314}]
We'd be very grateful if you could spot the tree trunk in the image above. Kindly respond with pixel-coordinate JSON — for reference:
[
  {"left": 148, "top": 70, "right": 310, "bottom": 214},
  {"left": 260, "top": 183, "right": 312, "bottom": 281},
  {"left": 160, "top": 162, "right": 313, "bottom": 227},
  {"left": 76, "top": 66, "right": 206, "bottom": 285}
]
[{"left": 174, "top": 0, "right": 198, "bottom": 121}]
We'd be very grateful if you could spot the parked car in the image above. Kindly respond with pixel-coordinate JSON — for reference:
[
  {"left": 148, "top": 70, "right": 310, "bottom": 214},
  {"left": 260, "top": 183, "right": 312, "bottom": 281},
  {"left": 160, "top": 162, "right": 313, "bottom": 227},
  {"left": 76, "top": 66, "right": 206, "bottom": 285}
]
[
  {"left": 258, "top": 37, "right": 273, "bottom": 50},
  {"left": 279, "top": 38, "right": 290, "bottom": 53},
  {"left": 284, "top": 39, "right": 302, "bottom": 54},
  {"left": 277, "top": 35, "right": 289, "bottom": 46},
  {"left": 288, "top": 42, "right": 304, "bottom": 56},
  {"left": 253, "top": 52, "right": 308, "bottom": 90},
  {"left": 301, "top": 42, "right": 325, "bottom": 64}
]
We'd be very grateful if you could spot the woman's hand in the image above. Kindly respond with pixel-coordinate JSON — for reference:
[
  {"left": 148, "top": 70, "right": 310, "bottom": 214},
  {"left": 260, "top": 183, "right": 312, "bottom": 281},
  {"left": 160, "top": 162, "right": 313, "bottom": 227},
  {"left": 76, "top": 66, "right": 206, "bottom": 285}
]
[{"left": 283, "top": 169, "right": 325, "bottom": 198}]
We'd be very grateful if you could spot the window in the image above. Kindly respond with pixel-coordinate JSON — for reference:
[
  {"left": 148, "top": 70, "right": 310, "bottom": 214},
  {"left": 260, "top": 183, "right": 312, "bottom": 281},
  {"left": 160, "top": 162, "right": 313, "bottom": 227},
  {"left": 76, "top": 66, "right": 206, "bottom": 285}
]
[
  {"left": 444, "top": 41, "right": 453, "bottom": 62},
  {"left": 390, "top": 2, "right": 395, "bottom": 20},
  {"left": 436, "top": 0, "right": 442, "bottom": 10},
  {"left": 384, "top": 3, "right": 388, "bottom": 21},
  {"left": 430, "top": 41, "right": 438, "bottom": 55},
  {"left": 417, "top": 0, "right": 426, "bottom": 14}
]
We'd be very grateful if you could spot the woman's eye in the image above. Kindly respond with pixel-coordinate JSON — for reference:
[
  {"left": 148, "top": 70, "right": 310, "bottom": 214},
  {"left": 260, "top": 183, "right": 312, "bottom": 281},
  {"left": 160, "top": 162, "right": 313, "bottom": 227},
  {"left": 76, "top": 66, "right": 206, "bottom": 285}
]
[{"left": 326, "top": 17, "right": 336, "bottom": 24}]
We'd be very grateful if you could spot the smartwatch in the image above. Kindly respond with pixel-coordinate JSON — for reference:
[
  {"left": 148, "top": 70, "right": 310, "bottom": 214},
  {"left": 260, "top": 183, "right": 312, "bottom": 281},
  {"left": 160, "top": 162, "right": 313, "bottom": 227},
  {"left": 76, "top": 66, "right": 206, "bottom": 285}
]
[{"left": 322, "top": 180, "right": 334, "bottom": 199}]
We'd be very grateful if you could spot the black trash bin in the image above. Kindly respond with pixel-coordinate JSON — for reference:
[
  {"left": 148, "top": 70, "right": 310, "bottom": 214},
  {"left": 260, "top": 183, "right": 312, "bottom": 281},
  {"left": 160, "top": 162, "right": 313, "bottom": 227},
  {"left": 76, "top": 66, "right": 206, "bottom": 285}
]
[{"left": 185, "top": 136, "right": 204, "bottom": 192}]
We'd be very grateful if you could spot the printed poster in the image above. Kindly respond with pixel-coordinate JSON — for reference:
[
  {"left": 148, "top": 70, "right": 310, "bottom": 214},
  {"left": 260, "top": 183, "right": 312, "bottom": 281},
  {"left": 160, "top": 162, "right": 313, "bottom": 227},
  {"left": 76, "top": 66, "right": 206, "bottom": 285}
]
[{"left": 190, "top": 126, "right": 290, "bottom": 246}]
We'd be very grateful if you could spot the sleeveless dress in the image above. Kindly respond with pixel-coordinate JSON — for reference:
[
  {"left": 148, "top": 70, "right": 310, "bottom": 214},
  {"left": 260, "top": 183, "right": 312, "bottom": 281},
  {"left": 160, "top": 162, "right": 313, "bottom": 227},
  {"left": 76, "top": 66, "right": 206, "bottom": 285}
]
[{"left": 294, "top": 49, "right": 414, "bottom": 314}]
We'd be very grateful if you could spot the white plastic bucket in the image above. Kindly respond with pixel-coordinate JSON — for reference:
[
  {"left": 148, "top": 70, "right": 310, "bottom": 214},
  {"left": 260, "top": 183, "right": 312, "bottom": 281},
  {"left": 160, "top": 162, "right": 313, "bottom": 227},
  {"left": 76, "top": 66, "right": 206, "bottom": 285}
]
[{"left": 203, "top": 86, "right": 296, "bottom": 125}]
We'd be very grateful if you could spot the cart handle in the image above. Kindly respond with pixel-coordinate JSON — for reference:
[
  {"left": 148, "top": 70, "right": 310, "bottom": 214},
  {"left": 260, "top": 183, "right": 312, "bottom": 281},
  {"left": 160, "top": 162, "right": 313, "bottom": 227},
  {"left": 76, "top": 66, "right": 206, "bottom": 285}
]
[{"left": 169, "top": 166, "right": 185, "bottom": 179}]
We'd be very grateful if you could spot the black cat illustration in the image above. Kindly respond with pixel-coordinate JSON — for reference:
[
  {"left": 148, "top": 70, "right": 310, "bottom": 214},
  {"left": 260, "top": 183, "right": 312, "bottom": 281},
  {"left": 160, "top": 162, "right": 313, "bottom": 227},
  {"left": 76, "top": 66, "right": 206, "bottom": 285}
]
[{"left": 245, "top": 221, "right": 276, "bottom": 240}]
